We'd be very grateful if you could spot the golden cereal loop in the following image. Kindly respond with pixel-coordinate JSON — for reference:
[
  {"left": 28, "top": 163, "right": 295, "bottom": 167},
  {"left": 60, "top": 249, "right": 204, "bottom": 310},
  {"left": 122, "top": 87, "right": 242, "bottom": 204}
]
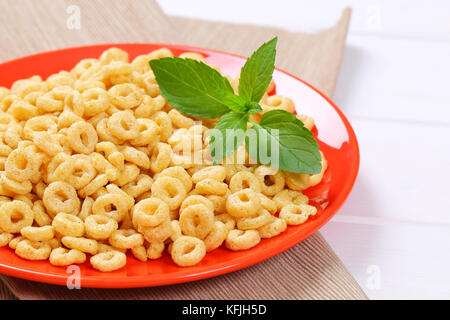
[
  {"left": 15, "top": 239, "right": 51, "bottom": 260},
  {"left": 0, "top": 113, "right": 16, "bottom": 132},
  {"left": 78, "top": 173, "right": 109, "bottom": 198},
  {"left": 0, "top": 172, "right": 32, "bottom": 195},
  {"left": 96, "top": 118, "right": 124, "bottom": 144},
  {"left": 108, "top": 83, "right": 142, "bottom": 109},
  {"left": 62, "top": 236, "right": 98, "bottom": 255},
  {"left": 204, "top": 221, "right": 227, "bottom": 252},
  {"left": 99, "top": 47, "right": 129, "bottom": 65},
  {"left": 214, "top": 213, "right": 236, "bottom": 233},
  {"left": 254, "top": 165, "right": 285, "bottom": 196},
  {"left": 149, "top": 48, "right": 173, "bottom": 60},
  {"left": 36, "top": 88, "right": 66, "bottom": 113},
  {"left": 107, "top": 110, "right": 139, "bottom": 140},
  {"left": 262, "top": 95, "right": 294, "bottom": 114},
  {"left": 72, "top": 58, "right": 101, "bottom": 79},
  {"left": 109, "top": 229, "right": 144, "bottom": 249},
  {"left": 90, "top": 152, "right": 119, "bottom": 180},
  {"left": 32, "top": 200, "right": 52, "bottom": 226},
  {"left": 229, "top": 171, "right": 262, "bottom": 193},
  {"left": 43, "top": 181, "right": 80, "bottom": 217},
  {"left": 237, "top": 208, "right": 272, "bottom": 230},
  {"left": 121, "top": 146, "right": 150, "bottom": 169},
  {"left": 225, "top": 188, "right": 261, "bottom": 218},
  {"left": 82, "top": 87, "right": 110, "bottom": 117},
  {"left": 52, "top": 213, "right": 85, "bottom": 237},
  {"left": 0, "top": 87, "right": 10, "bottom": 103},
  {"left": 49, "top": 247, "right": 86, "bottom": 266},
  {"left": 0, "top": 200, "right": 34, "bottom": 233},
  {"left": 0, "top": 231, "right": 13, "bottom": 247},
  {"left": 225, "top": 229, "right": 261, "bottom": 251},
  {"left": 257, "top": 193, "right": 277, "bottom": 215},
  {"left": 21, "top": 225, "right": 54, "bottom": 242},
  {"left": 92, "top": 193, "right": 129, "bottom": 222},
  {"left": 132, "top": 246, "right": 148, "bottom": 262},
  {"left": 139, "top": 219, "right": 172, "bottom": 243},
  {"left": 180, "top": 195, "right": 214, "bottom": 214},
  {"left": 23, "top": 115, "right": 57, "bottom": 140},
  {"left": 8, "top": 236, "right": 24, "bottom": 250},
  {"left": 97, "top": 243, "right": 126, "bottom": 254},
  {"left": 75, "top": 79, "right": 106, "bottom": 93},
  {"left": 85, "top": 214, "right": 118, "bottom": 240},
  {"left": 134, "top": 94, "right": 165, "bottom": 117},
  {"left": 150, "top": 143, "right": 172, "bottom": 173},
  {"left": 131, "top": 54, "right": 152, "bottom": 74},
  {"left": 122, "top": 174, "right": 153, "bottom": 198},
  {"left": 158, "top": 166, "right": 192, "bottom": 192},
  {"left": 147, "top": 242, "right": 165, "bottom": 260},
  {"left": 170, "top": 220, "right": 182, "bottom": 241},
  {"left": 53, "top": 156, "right": 97, "bottom": 190},
  {"left": 279, "top": 204, "right": 317, "bottom": 225},
  {"left": 151, "top": 176, "right": 187, "bottom": 210},
  {"left": 46, "top": 71, "right": 75, "bottom": 90},
  {"left": 4, "top": 124, "right": 23, "bottom": 149},
  {"left": 195, "top": 179, "right": 228, "bottom": 196},
  {"left": 112, "top": 163, "right": 140, "bottom": 186},
  {"left": 179, "top": 204, "right": 214, "bottom": 239},
  {"left": 307, "top": 151, "right": 328, "bottom": 188},
  {"left": 105, "top": 184, "right": 135, "bottom": 209},
  {"left": 168, "top": 109, "right": 195, "bottom": 129},
  {"left": 179, "top": 52, "right": 205, "bottom": 62},
  {"left": 191, "top": 166, "right": 226, "bottom": 184},
  {"left": 132, "top": 197, "right": 169, "bottom": 228},
  {"left": 67, "top": 121, "right": 98, "bottom": 154},
  {"left": 273, "top": 189, "right": 308, "bottom": 211},
  {"left": 9, "top": 99, "right": 38, "bottom": 120},
  {"left": 297, "top": 114, "right": 315, "bottom": 131},
  {"left": 33, "top": 132, "right": 64, "bottom": 156},
  {"left": 130, "top": 118, "right": 159, "bottom": 147},
  {"left": 171, "top": 236, "right": 206, "bottom": 267},
  {"left": 151, "top": 111, "right": 173, "bottom": 142},
  {"left": 45, "top": 238, "right": 61, "bottom": 249},
  {"left": 258, "top": 217, "right": 287, "bottom": 239},
  {"left": 5, "top": 147, "right": 41, "bottom": 182},
  {"left": 90, "top": 250, "right": 127, "bottom": 272}
]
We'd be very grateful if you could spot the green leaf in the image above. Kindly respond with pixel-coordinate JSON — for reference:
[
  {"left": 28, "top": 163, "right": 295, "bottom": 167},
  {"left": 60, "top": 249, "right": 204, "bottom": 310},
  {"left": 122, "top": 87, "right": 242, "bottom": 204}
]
[
  {"left": 238, "top": 37, "right": 277, "bottom": 102},
  {"left": 209, "top": 112, "right": 249, "bottom": 164},
  {"left": 246, "top": 101, "right": 263, "bottom": 114},
  {"left": 215, "top": 90, "right": 249, "bottom": 113},
  {"left": 245, "top": 110, "right": 321, "bottom": 174},
  {"left": 150, "top": 57, "right": 234, "bottom": 118}
]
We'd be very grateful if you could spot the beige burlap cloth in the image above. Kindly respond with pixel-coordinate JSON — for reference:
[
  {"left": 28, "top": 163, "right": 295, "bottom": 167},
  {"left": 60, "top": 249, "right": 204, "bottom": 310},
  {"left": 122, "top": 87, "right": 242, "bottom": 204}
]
[{"left": 0, "top": 0, "right": 366, "bottom": 300}]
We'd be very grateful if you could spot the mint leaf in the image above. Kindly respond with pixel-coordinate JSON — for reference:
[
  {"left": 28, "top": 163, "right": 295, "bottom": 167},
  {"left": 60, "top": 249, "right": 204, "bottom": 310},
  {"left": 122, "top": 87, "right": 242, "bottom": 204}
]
[
  {"left": 150, "top": 57, "right": 234, "bottom": 118},
  {"left": 209, "top": 112, "right": 249, "bottom": 164},
  {"left": 245, "top": 110, "right": 321, "bottom": 174},
  {"left": 238, "top": 37, "right": 277, "bottom": 102},
  {"left": 215, "top": 90, "right": 249, "bottom": 113},
  {"left": 246, "top": 102, "right": 263, "bottom": 114}
]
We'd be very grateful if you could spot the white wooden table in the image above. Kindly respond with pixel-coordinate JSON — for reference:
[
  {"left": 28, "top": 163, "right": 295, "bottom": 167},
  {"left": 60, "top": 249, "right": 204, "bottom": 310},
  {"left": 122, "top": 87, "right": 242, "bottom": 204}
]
[{"left": 158, "top": 0, "right": 450, "bottom": 299}]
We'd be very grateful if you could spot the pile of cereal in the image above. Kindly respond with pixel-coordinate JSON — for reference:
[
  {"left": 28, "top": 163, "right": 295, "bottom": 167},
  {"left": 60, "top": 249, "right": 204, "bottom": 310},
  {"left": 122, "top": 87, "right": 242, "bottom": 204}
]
[{"left": 0, "top": 48, "right": 327, "bottom": 271}]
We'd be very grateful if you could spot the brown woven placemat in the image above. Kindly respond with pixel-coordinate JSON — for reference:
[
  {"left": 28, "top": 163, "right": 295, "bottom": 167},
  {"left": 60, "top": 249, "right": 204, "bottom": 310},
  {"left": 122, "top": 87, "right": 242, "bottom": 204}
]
[{"left": 0, "top": 0, "right": 366, "bottom": 300}]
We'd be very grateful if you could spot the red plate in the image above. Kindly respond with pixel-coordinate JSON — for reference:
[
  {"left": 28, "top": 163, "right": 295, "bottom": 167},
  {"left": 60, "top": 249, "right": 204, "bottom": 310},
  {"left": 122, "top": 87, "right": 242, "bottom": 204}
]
[{"left": 0, "top": 44, "right": 359, "bottom": 288}]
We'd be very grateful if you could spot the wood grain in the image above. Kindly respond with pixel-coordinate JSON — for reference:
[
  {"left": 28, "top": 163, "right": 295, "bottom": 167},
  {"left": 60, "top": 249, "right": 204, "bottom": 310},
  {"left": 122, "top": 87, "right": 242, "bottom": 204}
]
[{"left": 0, "top": 0, "right": 366, "bottom": 300}]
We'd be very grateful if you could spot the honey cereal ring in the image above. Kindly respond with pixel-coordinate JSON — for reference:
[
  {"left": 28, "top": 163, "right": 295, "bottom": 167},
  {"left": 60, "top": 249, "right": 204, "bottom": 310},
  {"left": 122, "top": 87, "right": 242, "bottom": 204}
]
[
  {"left": 203, "top": 221, "right": 227, "bottom": 252},
  {"left": 90, "top": 250, "right": 127, "bottom": 272},
  {"left": 107, "top": 110, "right": 139, "bottom": 140},
  {"left": 273, "top": 189, "right": 308, "bottom": 211},
  {"left": 15, "top": 239, "right": 51, "bottom": 260},
  {"left": 171, "top": 236, "right": 206, "bottom": 267},
  {"left": 21, "top": 225, "right": 54, "bottom": 242},
  {"left": 108, "top": 83, "right": 142, "bottom": 109},
  {"left": 112, "top": 163, "right": 140, "bottom": 186},
  {"left": 179, "top": 204, "right": 214, "bottom": 239},
  {"left": 0, "top": 200, "right": 34, "bottom": 233},
  {"left": 168, "top": 109, "right": 195, "bottom": 129},
  {"left": 78, "top": 196, "right": 94, "bottom": 221},
  {"left": 191, "top": 166, "right": 226, "bottom": 183},
  {"left": 180, "top": 195, "right": 214, "bottom": 214},
  {"left": 131, "top": 245, "right": 148, "bottom": 262},
  {"left": 0, "top": 173, "right": 32, "bottom": 195},
  {"left": 254, "top": 165, "right": 285, "bottom": 196},
  {"left": 215, "top": 213, "right": 236, "bottom": 233},
  {"left": 132, "top": 197, "right": 169, "bottom": 228},
  {"left": 225, "top": 229, "right": 261, "bottom": 251},
  {"left": 62, "top": 236, "right": 98, "bottom": 255},
  {"left": 146, "top": 242, "right": 165, "bottom": 260},
  {"left": 170, "top": 220, "right": 182, "bottom": 242},
  {"left": 120, "top": 146, "right": 150, "bottom": 169},
  {"left": 99, "top": 47, "right": 129, "bottom": 65},
  {"left": 43, "top": 181, "right": 80, "bottom": 217},
  {"left": 92, "top": 193, "right": 129, "bottom": 222},
  {"left": 122, "top": 174, "right": 152, "bottom": 198},
  {"left": 150, "top": 142, "right": 172, "bottom": 173},
  {"left": 151, "top": 111, "right": 173, "bottom": 142},
  {"left": 225, "top": 188, "right": 261, "bottom": 218},
  {"left": 49, "top": 247, "right": 86, "bottom": 266},
  {"left": 151, "top": 176, "right": 187, "bottom": 210},
  {"left": 8, "top": 236, "right": 24, "bottom": 250},
  {"left": 53, "top": 156, "right": 97, "bottom": 190},
  {"left": 32, "top": 200, "right": 52, "bottom": 226},
  {"left": 139, "top": 219, "right": 172, "bottom": 243},
  {"left": 77, "top": 173, "right": 109, "bottom": 198},
  {"left": 5, "top": 147, "right": 40, "bottom": 182},
  {"left": 109, "top": 229, "right": 144, "bottom": 249},
  {"left": 82, "top": 87, "right": 110, "bottom": 117},
  {"left": 84, "top": 214, "right": 118, "bottom": 240},
  {"left": 157, "top": 166, "right": 193, "bottom": 193},
  {"left": 229, "top": 171, "right": 262, "bottom": 193},
  {"left": 257, "top": 217, "right": 287, "bottom": 239},
  {"left": 279, "top": 204, "right": 317, "bottom": 225},
  {"left": 257, "top": 193, "right": 277, "bottom": 215},
  {"left": 129, "top": 118, "right": 159, "bottom": 147},
  {"left": 52, "top": 213, "right": 85, "bottom": 237},
  {"left": 0, "top": 230, "right": 13, "bottom": 247},
  {"left": 67, "top": 121, "right": 98, "bottom": 154}
]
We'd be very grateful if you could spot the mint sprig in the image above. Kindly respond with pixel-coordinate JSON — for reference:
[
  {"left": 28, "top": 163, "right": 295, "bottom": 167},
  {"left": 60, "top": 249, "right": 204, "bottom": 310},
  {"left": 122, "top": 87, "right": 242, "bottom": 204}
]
[{"left": 150, "top": 37, "right": 322, "bottom": 174}]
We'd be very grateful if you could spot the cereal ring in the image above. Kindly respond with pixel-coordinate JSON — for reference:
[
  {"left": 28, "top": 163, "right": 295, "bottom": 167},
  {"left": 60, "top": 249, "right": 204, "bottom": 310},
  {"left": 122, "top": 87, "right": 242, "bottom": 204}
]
[
  {"left": 0, "top": 230, "right": 13, "bottom": 247},
  {"left": 225, "top": 189, "right": 261, "bottom": 218},
  {"left": 15, "top": 239, "right": 51, "bottom": 260},
  {"left": 8, "top": 236, "right": 24, "bottom": 250},
  {"left": 171, "top": 236, "right": 206, "bottom": 267},
  {"left": 273, "top": 189, "right": 308, "bottom": 211},
  {"left": 67, "top": 121, "right": 98, "bottom": 154},
  {"left": 131, "top": 246, "right": 148, "bottom": 262},
  {"left": 53, "top": 156, "right": 97, "bottom": 190},
  {"left": 62, "top": 236, "right": 98, "bottom": 255},
  {"left": 191, "top": 166, "right": 226, "bottom": 183},
  {"left": 32, "top": 200, "right": 52, "bottom": 226},
  {"left": 151, "top": 111, "right": 173, "bottom": 142},
  {"left": 82, "top": 87, "right": 110, "bottom": 117},
  {"left": 150, "top": 143, "right": 172, "bottom": 173},
  {"left": 85, "top": 214, "right": 118, "bottom": 240},
  {"left": 258, "top": 217, "right": 287, "bottom": 239},
  {"left": 179, "top": 204, "right": 214, "bottom": 239},
  {"left": 43, "top": 181, "right": 80, "bottom": 217},
  {"left": 257, "top": 193, "right": 277, "bottom": 215},
  {"left": 112, "top": 163, "right": 140, "bottom": 186},
  {"left": 132, "top": 198, "right": 169, "bottom": 228},
  {"left": 203, "top": 221, "right": 227, "bottom": 252},
  {"left": 215, "top": 213, "right": 236, "bottom": 233},
  {"left": 229, "top": 171, "right": 262, "bottom": 193},
  {"left": 21, "top": 225, "right": 54, "bottom": 242},
  {"left": 254, "top": 165, "right": 285, "bottom": 196},
  {"left": 151, "top": 176, "right": 187, "bottom": 210},
  {"left": 107, "top": 110, "right": 139, "bottom": 140},
  {"left": 279, "top": 204, "right": 317, "bottom": 225},
  {"left": 109, "top": 229, "right": 144, "bottom": 249},
  {"left": 122, "top": 174, "right": 153, "bottom": 198},
  {"left": 158, "top": 166, "right": 192, "bottom": 192},
  {"left": 5, "top": 144, "right": 40, "bottom": 183},
  {"left": 180, "top": 195, "right": 214, "bottom": 214},
  {"left": 121, "top": 146, "right": 150, "bottom": 169},
  {"left": 129, "top": 118, "right": 159, "bottom": 147},
  {"left": 90, "top": 250, "right": 127, "bottom": 272},
  {"left": 146, "top": 242, "right": 165, "bottom": 260},
  {"left": 237, "top": 208, "right": 272, "bottom": 230},
  {"left": 92, "top": 193, "right": 129, "bottom": 222},
  {"left": 78, "top": 173, "right": 109, "bottom": 198},
  {"left": 52, "top": 213, "right": 85, "bottom": 237},
  {"left": 139, "top": 219, "right": 172, "bottom": 243},
  {"left": 195, "top": 178, "right": 228, "bottom": 196},
  {"left": 0, "top": 200, "right": 34, "bottom": 233},
  {"left": 108, "top": 83, "right": 142, "bottom": 109},
  {"left": 168, "top": 109, "right": 195, "bottom": 129},
  {"left": 49, "top": 247, "right": 86, "bottom": 266},
  {"left": 225, "top": 229, "right": 261, "bottom": 251},
  {"left": 100, "top": 47, "right": 129, "bottom": 65},
  {"left": 0, "top": 173, "right": 32, "bottom": 195}
]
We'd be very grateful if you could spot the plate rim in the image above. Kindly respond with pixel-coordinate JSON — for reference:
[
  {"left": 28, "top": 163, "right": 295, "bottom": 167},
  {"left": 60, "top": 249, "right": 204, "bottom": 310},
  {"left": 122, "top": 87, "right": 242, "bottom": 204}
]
[{"left": 0, "top": 43, "right": 360, "bottom": 288}]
